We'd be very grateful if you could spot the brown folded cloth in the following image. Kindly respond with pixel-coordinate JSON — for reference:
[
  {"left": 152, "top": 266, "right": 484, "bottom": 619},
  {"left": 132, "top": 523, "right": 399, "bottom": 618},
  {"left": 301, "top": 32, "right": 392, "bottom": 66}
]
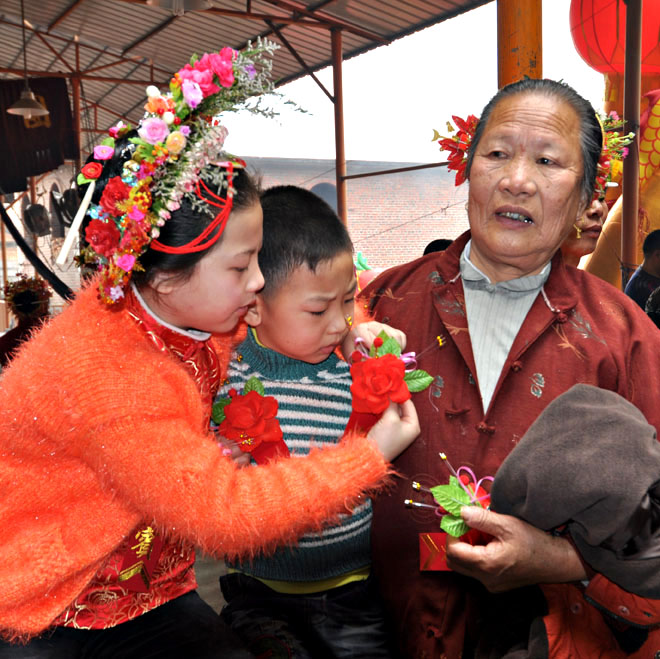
[{"left": 491, "top": 384, "right": 660, "bottom": 597}]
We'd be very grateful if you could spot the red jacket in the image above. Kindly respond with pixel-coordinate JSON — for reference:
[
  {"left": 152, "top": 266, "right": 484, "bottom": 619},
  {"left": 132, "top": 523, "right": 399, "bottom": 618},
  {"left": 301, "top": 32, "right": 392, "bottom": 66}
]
[{"left": 362, "top": 232, "right": 660, "bottom": 658}]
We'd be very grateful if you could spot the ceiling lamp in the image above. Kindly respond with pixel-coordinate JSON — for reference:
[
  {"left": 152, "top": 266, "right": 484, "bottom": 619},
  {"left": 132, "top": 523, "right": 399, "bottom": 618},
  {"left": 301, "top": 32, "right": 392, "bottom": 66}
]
[
  {"left": 146, "top": 0, "right": 212, "bottom": 16},
  {"left": 6, "top": 0, "right": 48, "bottom": 119}
]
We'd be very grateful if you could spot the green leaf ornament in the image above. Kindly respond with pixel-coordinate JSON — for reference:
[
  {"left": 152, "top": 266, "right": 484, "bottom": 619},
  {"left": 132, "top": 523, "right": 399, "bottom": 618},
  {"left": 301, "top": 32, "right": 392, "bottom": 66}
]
[
  {"left": 243, "top": 376, "right": 265, "bottom": 396},
  {"left": 211, "top": 397, "right": 231, "bottom": 424},
  {"left": 404, "top": 369, "right": 434, "bottom": 392}
]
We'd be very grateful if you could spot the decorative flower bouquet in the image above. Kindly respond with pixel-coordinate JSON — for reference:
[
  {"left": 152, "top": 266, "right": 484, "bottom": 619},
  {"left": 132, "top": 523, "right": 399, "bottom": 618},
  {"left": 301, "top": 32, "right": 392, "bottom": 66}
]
[
  {"left": 212, "top": 376, "right": 290, "bottom": 464},
  {"left": 406, "top": 452, "right": 493, "bottom": 571},
  {"left": 345, "top": 330, "right": 433, "bottom": 434}
]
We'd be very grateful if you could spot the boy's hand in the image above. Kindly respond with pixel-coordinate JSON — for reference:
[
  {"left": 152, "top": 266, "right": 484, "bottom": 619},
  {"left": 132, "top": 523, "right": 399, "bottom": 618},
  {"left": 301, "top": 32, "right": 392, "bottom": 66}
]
[
  {"left": 367, "top": 400, "right": 419, "bottom": 462},
  {"left": 341, "top": 321, "right": 407, "bottom": 359}
]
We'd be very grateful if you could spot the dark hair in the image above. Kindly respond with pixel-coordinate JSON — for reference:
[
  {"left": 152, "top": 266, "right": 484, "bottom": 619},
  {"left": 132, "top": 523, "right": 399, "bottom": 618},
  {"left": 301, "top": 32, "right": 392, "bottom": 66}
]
[
  {"left": 259, "top": 185, "right": 353, "bottom": 296},
  {"left": 80, "top": 133, "right": 261, "bottom": 288},
  {"left": 643, "top": 230, "right": 660, "bottom": 257},
  {"left": 465, "top": 78, "right": 603, "bottom": 208},
  {"left": 423, "top": 238, "right": 453, "bottom": 255},
  {"left": 132, "top": 167, "right": 261, "bottom": 288}
]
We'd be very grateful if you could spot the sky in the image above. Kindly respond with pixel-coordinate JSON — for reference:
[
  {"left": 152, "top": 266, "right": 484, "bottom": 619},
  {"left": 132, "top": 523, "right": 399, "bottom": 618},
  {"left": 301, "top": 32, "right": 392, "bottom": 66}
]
[{"left": 222, "top": 0, "right": 605, "bottom": 163}]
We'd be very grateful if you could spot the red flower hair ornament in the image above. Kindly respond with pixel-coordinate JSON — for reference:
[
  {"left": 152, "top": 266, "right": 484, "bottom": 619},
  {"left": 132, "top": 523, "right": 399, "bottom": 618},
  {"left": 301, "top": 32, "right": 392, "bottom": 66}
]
[
  {"left": 212, "top": 376, "right": 289, "bottom": 464},
  {"left": 432, "top": 114, "right": 479, "bottom": 186}
]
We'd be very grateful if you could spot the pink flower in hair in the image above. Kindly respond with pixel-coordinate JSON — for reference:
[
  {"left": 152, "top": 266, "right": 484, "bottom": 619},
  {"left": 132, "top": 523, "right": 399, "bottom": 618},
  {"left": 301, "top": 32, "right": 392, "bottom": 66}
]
[
  {"left": 116, "top": 254, "right": 136, "bottom": 272},
  {"left": 199, "top": 49, "right": 235, "bottom": 88},
  {"left": 178, "top": 63, "right": 220, "bottom": 97},
  {"left": 181, "top": 80, "right": 203, "bottom": 109},
  {"left": 94, "top": 145, "right": 114, "bottom": 160},
  {"left": 138, "top": 117, "right": 170, "bottom": 145}
]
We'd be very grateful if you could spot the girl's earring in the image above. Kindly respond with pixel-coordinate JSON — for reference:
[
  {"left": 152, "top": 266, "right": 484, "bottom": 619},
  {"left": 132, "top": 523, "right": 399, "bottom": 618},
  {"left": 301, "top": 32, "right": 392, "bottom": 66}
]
[
  {"left": 573, "top": 224, "right": 582, "bottom": 240},
  {"left": 345, "top": 315, "right": 353, "bottom": 328}
]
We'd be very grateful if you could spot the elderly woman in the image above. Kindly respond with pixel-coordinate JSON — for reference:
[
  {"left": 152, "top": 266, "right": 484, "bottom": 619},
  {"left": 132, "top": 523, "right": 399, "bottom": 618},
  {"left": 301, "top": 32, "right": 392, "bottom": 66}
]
[{"left": 361, "top": 78, "right": 660, "bottom": 658}]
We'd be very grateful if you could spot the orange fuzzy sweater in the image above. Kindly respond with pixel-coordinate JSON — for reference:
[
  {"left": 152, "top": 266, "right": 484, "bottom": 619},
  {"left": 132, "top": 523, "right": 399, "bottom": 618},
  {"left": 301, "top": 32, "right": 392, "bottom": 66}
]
[{"left": 0, "top": 281, "right": 389, "bottom": 641}]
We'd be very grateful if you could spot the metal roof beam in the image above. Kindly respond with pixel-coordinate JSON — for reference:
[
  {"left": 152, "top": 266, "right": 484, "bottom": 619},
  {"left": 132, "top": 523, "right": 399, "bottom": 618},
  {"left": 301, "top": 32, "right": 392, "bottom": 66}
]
[
  {"left": 265, "top": 19, "right": 333, "bottom": 101},
  {"left": 47, "top": 0, "right": 88, "bottom": 32},
  {"left": 262, "top": 0, "right": 388, "bottom": 42}
]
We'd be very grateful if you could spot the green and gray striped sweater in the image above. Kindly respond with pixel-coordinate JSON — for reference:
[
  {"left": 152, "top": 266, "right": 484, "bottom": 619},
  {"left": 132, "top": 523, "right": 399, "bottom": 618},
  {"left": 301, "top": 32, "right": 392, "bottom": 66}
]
[{"left": 218, "top": 329, "right": 372, "bottom": 583}]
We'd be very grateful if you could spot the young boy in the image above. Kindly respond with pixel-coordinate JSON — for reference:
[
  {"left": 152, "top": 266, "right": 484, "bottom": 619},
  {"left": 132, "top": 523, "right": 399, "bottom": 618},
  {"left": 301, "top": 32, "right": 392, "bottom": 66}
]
[{"left": 217, "top": 185, "right": 397, "bottom": 658}]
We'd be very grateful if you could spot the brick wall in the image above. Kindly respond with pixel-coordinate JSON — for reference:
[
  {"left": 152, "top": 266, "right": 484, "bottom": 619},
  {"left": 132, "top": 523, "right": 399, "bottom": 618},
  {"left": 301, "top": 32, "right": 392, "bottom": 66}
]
[{"left": 246, "top": 157, "right": 469, "bottom": 270}]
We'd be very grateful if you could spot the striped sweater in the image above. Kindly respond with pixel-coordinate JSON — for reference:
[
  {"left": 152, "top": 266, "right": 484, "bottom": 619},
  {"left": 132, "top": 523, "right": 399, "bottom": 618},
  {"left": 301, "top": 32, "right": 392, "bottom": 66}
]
[{"left": 219, "top": 329, "right": 372, "bottom": 582}]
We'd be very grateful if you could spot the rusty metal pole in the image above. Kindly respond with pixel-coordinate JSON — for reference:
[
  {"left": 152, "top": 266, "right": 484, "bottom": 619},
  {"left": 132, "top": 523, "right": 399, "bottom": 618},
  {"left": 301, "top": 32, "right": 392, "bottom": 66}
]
[
  {"left": 497, "top": 0, "right": 542, "bottom": 87},
  {"left": 331, "top": 28, "right": 347, "bottom": 225},
  {"left": 621, "top": 0, "right": 642, "bottom": 289}
]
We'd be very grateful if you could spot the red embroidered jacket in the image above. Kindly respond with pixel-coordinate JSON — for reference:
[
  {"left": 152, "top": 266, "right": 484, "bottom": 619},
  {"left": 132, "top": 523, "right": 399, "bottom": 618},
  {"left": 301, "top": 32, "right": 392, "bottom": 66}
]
[{"left": 361, "top": 232, "right": 660, "bottom": 659}]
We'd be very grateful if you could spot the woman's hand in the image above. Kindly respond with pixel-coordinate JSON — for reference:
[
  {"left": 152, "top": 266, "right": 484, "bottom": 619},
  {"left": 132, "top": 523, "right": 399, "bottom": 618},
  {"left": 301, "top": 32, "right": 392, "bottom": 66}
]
[
  {"left": 446, "top": 506, "right": 588, "bottom": 592},
  {"left": 341, "top": 321, "right": 407, "bottom": 360},
  {"left": 217, "top": 436, "right": 251, "bottom": 468},
  {"left": 367, "top": 399, "right": 419, "bottom": 462}
]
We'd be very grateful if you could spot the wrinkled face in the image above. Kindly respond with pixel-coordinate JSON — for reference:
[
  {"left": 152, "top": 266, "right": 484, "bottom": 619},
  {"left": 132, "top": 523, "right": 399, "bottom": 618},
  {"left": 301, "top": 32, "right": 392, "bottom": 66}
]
[
  {"left": 251, "top": 250, "right": 356, "bottom": 364},
  {"left": 562, "top": 197, "right": 608, "bottom": 262},
  {"left": 467, "top": 92, "right": 586, "bottom": 281},
  {"left": 142, "top": 202, "right": 265, "bottom": 333}
]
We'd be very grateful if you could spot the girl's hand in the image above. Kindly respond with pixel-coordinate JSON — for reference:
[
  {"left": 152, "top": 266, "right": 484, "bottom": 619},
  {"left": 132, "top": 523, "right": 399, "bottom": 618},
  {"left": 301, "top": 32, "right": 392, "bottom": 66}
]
[
  {"left": 341, "top": 321, "right": 407, "bottom": 360},
  {"left": 446, "top": 507, "right": 588, "bottom": 592},
  {"left": 367, "top": 399, "right": 419, "bottom": 462},
  {"left": 217, "top": 437, "right": 251, "bottom": 468}
]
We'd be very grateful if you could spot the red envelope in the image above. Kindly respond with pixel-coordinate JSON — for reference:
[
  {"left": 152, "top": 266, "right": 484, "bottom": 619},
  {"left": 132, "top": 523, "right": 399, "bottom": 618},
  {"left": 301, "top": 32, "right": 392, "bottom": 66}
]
[{"left": 419, "top": 532, "right": 450, "bottom": 571}]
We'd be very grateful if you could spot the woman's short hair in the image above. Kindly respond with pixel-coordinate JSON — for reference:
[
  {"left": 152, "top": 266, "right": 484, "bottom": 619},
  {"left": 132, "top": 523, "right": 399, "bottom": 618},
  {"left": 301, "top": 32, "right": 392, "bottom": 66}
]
[{"left": 465, "top": 78, "right": 603, "bottom": 208}]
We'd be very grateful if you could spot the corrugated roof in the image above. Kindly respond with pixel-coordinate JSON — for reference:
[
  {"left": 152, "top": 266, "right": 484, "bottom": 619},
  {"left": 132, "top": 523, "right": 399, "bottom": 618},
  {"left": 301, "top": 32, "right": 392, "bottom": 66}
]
[{"left": 0, "top": 0, "right": 492, "bottom": 154}]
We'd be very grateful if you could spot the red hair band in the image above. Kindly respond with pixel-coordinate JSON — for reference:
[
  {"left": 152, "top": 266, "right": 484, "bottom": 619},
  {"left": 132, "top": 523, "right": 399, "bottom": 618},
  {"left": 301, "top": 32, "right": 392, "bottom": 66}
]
[{"left": 151, "top": 163, "right": 235, "bottom": 254}]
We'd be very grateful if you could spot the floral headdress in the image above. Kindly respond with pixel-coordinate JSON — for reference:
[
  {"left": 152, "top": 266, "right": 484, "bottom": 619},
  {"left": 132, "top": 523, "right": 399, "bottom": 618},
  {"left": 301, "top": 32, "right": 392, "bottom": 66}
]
[
  {"left": 58, "top": 39, "right": 278, "bottom": 304},
  {"left": 433, "top": 110, "right": 634, "bottom": 201},
  {"left": 432, "top": 115, "right": 479, "bottom": 186},
  {"left": 3, "top": 273, "right": 52, "bottom": 320},
  {"left": 594, "top": 111, "right": 635, "bottom": 201}
]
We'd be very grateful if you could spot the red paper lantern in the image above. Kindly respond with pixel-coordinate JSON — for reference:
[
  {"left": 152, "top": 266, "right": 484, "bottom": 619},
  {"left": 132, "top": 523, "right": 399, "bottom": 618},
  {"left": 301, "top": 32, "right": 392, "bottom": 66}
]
[{"left": 570, "top": 0, "right": 660, "bottom": 74}]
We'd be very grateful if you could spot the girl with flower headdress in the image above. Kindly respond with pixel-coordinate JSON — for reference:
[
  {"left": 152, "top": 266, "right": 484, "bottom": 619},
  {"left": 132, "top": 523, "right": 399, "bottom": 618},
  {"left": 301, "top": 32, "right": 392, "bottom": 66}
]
[{"left": 0, "top": 43, "right": 419, "bottom": 658}]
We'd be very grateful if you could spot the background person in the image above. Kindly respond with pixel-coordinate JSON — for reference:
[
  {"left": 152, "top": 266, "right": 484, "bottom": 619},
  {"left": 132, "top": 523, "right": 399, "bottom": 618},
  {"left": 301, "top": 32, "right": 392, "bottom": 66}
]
[
  {"left": 624, "top": 228, "right": 660, "bottom": 309},
  {"left": 0, "top": 274, "right": 51, "bottom": 369},
  {"left": 559, "top": 197, "right": 608, "bottom": 267},
  {"left": 360, "top": 78, "right": 660, "bottom": 658}
]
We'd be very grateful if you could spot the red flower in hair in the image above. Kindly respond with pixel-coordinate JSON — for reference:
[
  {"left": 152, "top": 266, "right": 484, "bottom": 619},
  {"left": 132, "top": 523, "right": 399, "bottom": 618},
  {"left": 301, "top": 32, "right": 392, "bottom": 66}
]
[
  {"left": 81, "top": 162, "right": 103, "bottom": 180},
  {"left": 85, "top": 219, "right": 121, "bottom": 258},
  {"left": 437, "top": 114, "right": 479, "bottom": 186},
  {"left": 99, "top": 176, "right": 130, "bottom": 217}
]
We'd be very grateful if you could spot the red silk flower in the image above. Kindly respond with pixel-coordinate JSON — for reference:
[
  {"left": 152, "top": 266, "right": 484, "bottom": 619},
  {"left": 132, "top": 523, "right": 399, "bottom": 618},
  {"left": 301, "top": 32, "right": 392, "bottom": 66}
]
[
  {"left": 219, "top": 389, "right": 283, "bottom": 452},
  {"left": 99, "top": 176, "right": 131, "bottom": 217},
  {"left": 81, "top": 162, "right": 103, "bottom": 180},
  {"left": 85, "top": 219, "right": 121, "bottom": 258},
  {"left": 350, "top": 352, "right": 411, "bottom": 414}
]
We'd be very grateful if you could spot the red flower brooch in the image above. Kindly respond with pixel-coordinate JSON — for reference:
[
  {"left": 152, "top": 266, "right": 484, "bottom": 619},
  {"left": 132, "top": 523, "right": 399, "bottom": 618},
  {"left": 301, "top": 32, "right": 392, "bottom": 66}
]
[
  {"left": 212, "top": 376, "right": 289, "bottom": 464},
  {"left": 345, "top": 331, "right": 432, "bottom": 433},
  {"left": 433, "top": 114, "right": 479, "bottom": 186}
]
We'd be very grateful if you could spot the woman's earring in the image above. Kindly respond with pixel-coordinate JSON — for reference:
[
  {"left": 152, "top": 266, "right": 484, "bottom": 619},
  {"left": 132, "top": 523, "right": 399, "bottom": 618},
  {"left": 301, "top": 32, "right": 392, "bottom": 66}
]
[
  {"left": 573, "top": 224, "right": 582, "bottom": 240},
  {"left": 345, "top": 315, "right": 353, "bottom": 328}
]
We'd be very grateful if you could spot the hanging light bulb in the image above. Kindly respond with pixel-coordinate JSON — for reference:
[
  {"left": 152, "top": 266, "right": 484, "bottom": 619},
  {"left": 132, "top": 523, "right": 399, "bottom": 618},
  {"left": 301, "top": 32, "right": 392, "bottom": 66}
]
[{"left": 6, "top": 0, "right": 49, "bottom": 120}]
